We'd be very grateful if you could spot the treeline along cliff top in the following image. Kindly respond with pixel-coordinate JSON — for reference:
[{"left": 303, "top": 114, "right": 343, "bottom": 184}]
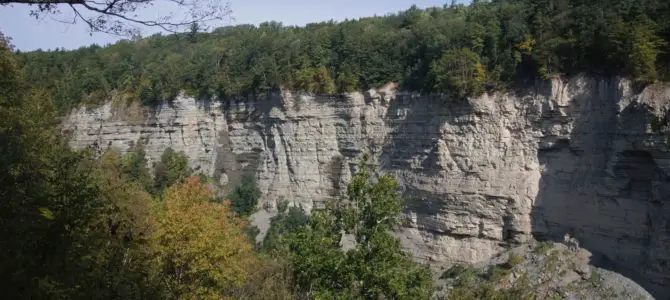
[{"left": 17, "top": 0, "right": 670, "bottom": 113}]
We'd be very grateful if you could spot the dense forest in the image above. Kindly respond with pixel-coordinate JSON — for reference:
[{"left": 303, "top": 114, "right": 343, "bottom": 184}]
[
  {"left": 16, "top": 0, "right": 670, "bottom": 114},
  {"left": 3, "top": 0, "right": 670, "bottom": 298},
  {"left": 1, "top": 31, "right": 438, "bottom": 298},
  {"left": 1, "top": 30, "right": 599, "bottom": 298}
]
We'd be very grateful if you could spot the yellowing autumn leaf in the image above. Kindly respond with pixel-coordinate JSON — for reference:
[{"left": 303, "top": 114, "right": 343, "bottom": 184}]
[
  {"left": 150, "top": 176, "right": 257, "bottom": 298},
  {"left": 38, "top": 207, "right": 55, "bottom": 220}
]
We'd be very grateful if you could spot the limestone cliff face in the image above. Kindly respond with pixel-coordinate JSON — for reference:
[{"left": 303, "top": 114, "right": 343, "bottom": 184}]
[{"left": 65, "top": 76, "right": 670, "bottom": 297}]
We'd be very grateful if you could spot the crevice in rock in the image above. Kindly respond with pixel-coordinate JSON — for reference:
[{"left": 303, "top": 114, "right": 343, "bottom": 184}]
[{"left": 179, "top": 125, "right": 186, "bottom": 145}]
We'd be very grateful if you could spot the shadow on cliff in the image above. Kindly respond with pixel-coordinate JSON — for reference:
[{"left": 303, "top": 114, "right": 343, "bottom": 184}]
[
  {"left": 378, "top": 93, "right": 475, "bottom": 220},
  {"left": 212, "top": 94, "right": 283, "bottom": 187},
  {"left": 529, "top": 77, "right": 670, "bottom": 298}
]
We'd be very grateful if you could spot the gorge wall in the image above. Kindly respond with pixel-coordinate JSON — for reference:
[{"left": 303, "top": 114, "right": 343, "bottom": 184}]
[{"left": 64, "top": 76, "right": 670, "bottom": 298}]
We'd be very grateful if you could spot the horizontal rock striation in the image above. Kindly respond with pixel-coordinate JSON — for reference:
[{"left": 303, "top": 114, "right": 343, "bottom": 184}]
[{"left": 65, "top": 76, "right": 670, "bottom": 298}]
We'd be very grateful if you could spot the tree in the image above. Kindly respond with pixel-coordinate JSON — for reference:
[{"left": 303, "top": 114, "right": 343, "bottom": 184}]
[
  {"left": 187, "top": 22, "right": 200, "bottom": 43},
  {"left": 16, "top": 0, "right": 670, "bottom": 111},
  {"left": 0, "top": 0, "right": 232, "bottom": 36},
  {"left": 227, "top": 174, "right": 261, "bottom": 216},
  {"left": 122, "top": 144, "right": 154, "bottom": 193},
  {"left": 627, "top": 21, "right": 665, "bottom": 87},
  {"left": 430, "top": 47, "right": 487, "bottom": 99},
  {"left": 151, "top": 176, "right": 256, "bottom": 298},
  {"left": 287, "top": 155, "right": 434, "bottom": 299},
  {"left": 0, "top": 36, "right": 160, "bottom": 298},
  {"left": 262, "top": 199, "right": 310, "bottom": 253},
  {"left": 84, "top": 148, "right": 162, "bottom": 299},
  {"left": 153, "top": 147, "right": 190, "bottom": 194}
]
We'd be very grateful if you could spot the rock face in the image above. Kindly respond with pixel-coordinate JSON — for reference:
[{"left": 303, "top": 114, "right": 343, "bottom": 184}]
[
  {"left": 435, "top": 241, "right": 655, "bottom": 300},
  {"left": 64, "top": 76, "right": 670, "bottom": 298}
]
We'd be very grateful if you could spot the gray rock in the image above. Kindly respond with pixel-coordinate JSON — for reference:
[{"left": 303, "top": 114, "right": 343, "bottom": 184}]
[
  {"left": 435, "top": 242, "right": 654, "bottom": 299},
  {"left": 64, "top": 76, "right": 670, "bottom": 298}
]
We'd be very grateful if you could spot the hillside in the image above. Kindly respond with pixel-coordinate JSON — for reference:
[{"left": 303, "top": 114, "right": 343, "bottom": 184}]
[
  {"left": 4, "top": 0, "right": 670, "bottom": 299},
  {"left": 18, "top": 0, "right": 670, "bottom": 114}
]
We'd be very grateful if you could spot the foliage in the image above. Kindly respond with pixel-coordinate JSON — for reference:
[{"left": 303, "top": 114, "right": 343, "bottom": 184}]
[
  {"left": 153, "top": 147, "right": 191, "bottom": 194},
  {"left": 1, "top": 35, "right": 300, "bottom": 299},
  {"left": 261, "top": 200, "right": 311, "bottom": 253},
  {"left": 198, "top": 172, "right": 214, "bottom": 184},
  {"left": 225, "top": 254, "right": 307, "bottom": 300},
  {"left": 627, "top": 21, "right": 665, "bottom": 87},
  {"left": 441, "top": 265, "right": 478, "bottom": 280},
  {"left": 430, "top": 48, "right": 487, "bottom": 98},
  {"left": 227, "top": 174, "right": 261, "bottom": 217},
  {"left": 0, "top": 37, "right": 160, "bottom": 298},
  {"left": 15, "top": 0, "right": 670, "bottom": 111},
  {"left": 151, "top": 176, "right": 257, "bottom": 298},
  {"left": 122, "top": 144, "right": 154, "bottom": 193},
  {"left": 651, "top": 116, "right": 663, "bottom": 132},
  {"left": 285, "top": 155, "right": 433, "bottom": 299},
  {"left": 443, "top": 258, "right": 535, "bottom": 300}
]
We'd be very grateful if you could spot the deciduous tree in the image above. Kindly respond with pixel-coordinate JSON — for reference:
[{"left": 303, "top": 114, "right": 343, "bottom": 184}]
[
  {"left": 287, "top": 155, "right": 433, "bottom": 299},
  {"left": 151, "top": 176, "right": 256, "bottom": 298}
]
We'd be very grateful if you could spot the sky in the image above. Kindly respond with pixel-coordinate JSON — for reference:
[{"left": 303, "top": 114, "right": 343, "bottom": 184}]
[{"left": 0, "top": 0, "right": 457, "bottom": 51}]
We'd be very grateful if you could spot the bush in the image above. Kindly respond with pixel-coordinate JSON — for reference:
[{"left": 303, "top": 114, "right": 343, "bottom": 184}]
[
  {"left": 651, "top": 116, "right": 663, "bottom": 132},
  {"left": 441, "top": 264, "right": 477, "bottom": 280},
  {"left": 262, "top": 201, "right": 310, "bottom": 253},
  {"left": 122, "top": 145, "right": 154, "bottom": 193},
  {"left": 227, "top": 174, "right": 261, "bottom": 216},
  {"left": 153, "top": 147, "right": 190, "bottom": 194}
]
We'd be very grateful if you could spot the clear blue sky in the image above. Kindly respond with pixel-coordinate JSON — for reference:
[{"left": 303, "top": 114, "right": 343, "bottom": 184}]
[{"left": 0, "top": 0, "right": 459, "bottom": 51}]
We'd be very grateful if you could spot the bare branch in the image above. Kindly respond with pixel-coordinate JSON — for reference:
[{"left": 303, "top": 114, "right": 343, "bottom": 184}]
[{"left": 0, "top": 0, "right": 232, "bottom": 36}]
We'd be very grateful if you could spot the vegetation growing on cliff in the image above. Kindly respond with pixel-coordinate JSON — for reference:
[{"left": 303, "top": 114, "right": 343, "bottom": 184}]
[
  {"left": 0, "top": 33, "right": 436, "bottom": 298},
  {"left": 262, "top": 155, "right": 434, "bottom": 299},
  {"left": 153, "top": 147, "right": 191, "bottom": 194},
  {"left": 16, "top": 0, "right": 670, "bottom": 113},
  {"left": 2, "top": 1, "right": 667, "bottom": 297},
  {"left": 227, "top": 174, "right": 262, "bottom": 217}
]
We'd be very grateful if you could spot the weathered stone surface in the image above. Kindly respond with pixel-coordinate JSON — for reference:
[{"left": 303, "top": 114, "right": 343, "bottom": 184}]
[
  {"left": 64, "top": 76, "right": 670, "bottom": 298},
  {"left": 434, "top": 241, "right": 655, "bottom": 300}
]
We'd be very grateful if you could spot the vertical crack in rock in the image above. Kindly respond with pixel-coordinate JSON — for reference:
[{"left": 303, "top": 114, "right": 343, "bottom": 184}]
[{"left": 64, "top": 77, "right": 670, "bottom": 298}]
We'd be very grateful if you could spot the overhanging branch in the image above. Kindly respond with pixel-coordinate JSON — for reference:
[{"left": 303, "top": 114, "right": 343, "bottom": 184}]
[{"left": 1, "top": 0, "right": 232, "bottom": 36}]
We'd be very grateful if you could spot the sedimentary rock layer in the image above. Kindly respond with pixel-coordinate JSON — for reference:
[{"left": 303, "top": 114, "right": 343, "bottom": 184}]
[{"left": 65, "top": 76, "right": 670, "bottom": 297}]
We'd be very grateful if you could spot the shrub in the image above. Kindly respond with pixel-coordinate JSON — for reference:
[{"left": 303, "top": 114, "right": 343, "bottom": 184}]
[
  {"left": 122, "top": 145, "right": 154, "bottom": 193},
  {"left": 227, "top": 174, "right": 261, "bottom": 216},
  {"left": 533, "top": 241, "right": 554, "bottom": 255},
  {"left": 153, "top": 147, "right": 190, "bottom": 194},
  {"left": 262, "top": 201, "right": 310, "bottom": 253}
]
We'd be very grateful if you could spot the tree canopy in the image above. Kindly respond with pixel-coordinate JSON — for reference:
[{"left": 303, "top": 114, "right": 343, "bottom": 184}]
[
  {"left": 16, "top": 0, "right": 670, "bottom": 113},
  {"left": 151, "top": 176, "right": 257, "bottom": 298}
]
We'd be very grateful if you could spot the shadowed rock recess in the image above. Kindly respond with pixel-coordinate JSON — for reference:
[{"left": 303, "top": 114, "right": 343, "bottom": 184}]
[{"left": 65, "top": 76, "right": 670, "bottom": 298}]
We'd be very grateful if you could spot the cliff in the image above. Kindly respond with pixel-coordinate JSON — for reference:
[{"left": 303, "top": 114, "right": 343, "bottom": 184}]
[{"left": 64, "top": 76, "right": 670, "bottom": 298}]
